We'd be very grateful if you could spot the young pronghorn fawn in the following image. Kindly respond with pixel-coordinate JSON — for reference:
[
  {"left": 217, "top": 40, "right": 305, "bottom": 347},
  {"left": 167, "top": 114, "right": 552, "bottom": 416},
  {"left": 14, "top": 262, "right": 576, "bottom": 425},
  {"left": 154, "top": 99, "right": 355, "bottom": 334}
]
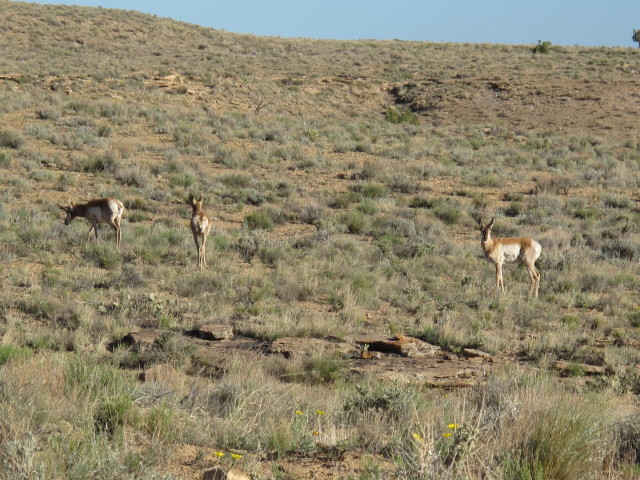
[
  {"left": 188, "top": 193, "right": 212, "bottom": 269},
  {"left": 479, "top": 217, "right": 542, "bottom": 297},
  {"left": 59, "top": 198, "right": 124, "bottom": 248}
]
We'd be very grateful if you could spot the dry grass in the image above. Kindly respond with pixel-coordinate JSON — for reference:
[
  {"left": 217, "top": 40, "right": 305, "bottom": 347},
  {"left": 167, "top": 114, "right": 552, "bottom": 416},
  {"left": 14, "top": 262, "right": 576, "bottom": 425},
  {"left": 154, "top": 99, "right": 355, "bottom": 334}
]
[{"left": 0, "top": 2, "right": 639, "bottom": 478}]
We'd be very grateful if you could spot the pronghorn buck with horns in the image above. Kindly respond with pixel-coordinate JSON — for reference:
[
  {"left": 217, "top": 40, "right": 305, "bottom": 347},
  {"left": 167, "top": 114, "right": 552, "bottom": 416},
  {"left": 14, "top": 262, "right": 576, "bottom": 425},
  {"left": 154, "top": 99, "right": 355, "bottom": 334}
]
[
  {"left": 478, "top": 217, "right": 542, "bottom": 297},
  {"left": 188, "top": 193, "right": 212, "bottom": 269},
  {"left": 59, "top": 197, "right": 125, "bottom": 248}
]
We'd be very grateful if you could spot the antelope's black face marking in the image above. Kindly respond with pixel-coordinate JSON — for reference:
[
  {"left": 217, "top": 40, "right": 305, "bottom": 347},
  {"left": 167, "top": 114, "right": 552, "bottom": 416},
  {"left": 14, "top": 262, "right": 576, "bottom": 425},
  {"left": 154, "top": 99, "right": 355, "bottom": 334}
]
[
  {"left": 480, "top": 225, "right": 491, "bottom": 242},
  {"left": 478, "top": 217, "right": 495, "bottom": 243},
  {"left": 61, "top": 206, "right": 76, "bottom": 225}
]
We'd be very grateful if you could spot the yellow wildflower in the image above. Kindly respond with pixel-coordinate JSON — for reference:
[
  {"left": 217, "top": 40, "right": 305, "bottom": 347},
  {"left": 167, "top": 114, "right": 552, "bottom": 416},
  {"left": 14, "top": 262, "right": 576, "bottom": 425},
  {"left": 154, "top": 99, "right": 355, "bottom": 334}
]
[
  {"left": 231, "top": 453, "right": 243, "bottom": 460},
  {"left": 316, "top": 409, "right": 325, "bottom": 415},
  {"left": 295, "top": 410, "right": 304, "bottom": 415},
  {"left": 214, "top": 451, "right": 225, "bottom": 457},
  {"left": 313, "top": 430, "right": 319, "bottom": 436},
  {"left": 448, "top": 423, "right": 461, "bottom": 430},
  {"left": 443, "top": 432, "right": 452, "bottom": 438},
  {"left": 411, "top": 432, "right": 424, "bottom": 442}
]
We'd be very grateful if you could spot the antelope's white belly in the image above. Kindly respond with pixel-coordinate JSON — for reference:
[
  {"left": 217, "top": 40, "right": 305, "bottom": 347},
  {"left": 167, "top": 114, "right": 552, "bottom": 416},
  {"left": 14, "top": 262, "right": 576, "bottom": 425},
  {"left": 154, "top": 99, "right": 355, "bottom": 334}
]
[
  {"left": 501, "top": 244, "right": 522, "bottom": 263},
  {"left": 191, "top": 215, "right": 210, "bottom": 236}
]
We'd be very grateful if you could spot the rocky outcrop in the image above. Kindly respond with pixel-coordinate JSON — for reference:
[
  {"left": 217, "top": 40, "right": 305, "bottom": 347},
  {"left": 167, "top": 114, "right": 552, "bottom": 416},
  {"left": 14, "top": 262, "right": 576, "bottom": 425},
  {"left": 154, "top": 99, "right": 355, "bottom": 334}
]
[
  {"left": 270, "top": 337, "right": 357, "bottom": 358},
  {"left": 202, "top": 466, "right": 250, "bottom": 480},
  {"left": 347, "top": 333, "right": 441, "bottom": 358},
  {"left": 198, "top": 324, "right": 234, "bottom": 341}
]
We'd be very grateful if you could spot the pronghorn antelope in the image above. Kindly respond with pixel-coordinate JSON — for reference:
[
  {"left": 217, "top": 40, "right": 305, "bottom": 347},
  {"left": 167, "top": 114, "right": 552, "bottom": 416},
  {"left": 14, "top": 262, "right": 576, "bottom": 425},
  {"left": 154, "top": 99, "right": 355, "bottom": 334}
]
[
  {"left": 479, "top": 217, "right": 542, "bottom": 297},
  {"left": 188, "top": 193, "right": 212, "bottom": 269},
  {"left": 59, "top": 198, "right": 124, "bottom": 248}
]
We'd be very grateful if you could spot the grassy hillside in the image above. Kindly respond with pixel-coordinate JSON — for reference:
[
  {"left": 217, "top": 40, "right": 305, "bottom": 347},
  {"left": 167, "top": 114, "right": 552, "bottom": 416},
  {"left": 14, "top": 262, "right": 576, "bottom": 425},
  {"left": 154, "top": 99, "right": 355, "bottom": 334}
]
[{"left": 1, "top": 2, "right": 639, "bottom": 479}]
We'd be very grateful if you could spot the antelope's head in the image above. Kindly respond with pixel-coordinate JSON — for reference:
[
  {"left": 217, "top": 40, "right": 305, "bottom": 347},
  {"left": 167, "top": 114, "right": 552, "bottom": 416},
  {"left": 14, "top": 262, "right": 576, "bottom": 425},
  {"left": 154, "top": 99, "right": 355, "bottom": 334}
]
[
  {"left": 188, "top": 193, "right": 204, "bottom": 213},
  {"left": 478, "top": 217, "right": 495, "bottom": 243},
  {"left": 58, "top": 203, "right": 76, "bottom": 225}
]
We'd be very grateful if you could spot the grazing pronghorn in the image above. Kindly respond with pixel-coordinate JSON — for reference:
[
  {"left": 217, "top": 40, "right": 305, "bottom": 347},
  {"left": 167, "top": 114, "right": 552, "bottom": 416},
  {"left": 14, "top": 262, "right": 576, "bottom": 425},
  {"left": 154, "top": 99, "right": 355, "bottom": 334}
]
[
  {"left": 188, "top": 193, "right": 212, "bottom": 269},
  {"left": 59, "top": 198, "right": 124, "bottom": 248},
  {"left": 479, "top": 217, "right": 542, "bottom": 297}
]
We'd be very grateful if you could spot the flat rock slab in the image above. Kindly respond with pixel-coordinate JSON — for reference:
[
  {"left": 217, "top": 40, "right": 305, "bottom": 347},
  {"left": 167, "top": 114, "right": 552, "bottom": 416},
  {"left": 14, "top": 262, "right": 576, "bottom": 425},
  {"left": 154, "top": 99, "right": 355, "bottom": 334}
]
[
  {"left": 462, "top": 348, "right": 494, "bottom": 362},
  {"left": 350, "top": 355, "right": 494, "bottom": 387},
  {"left": 553, "top": 361, "right": 606, "bottom": 376},
  {"left": 189, "top": 337, "right": 267, "bottom": 378},
  {"left": 190, "top": 335, "right": 265, "bottom": 351},
  {"left": 202, "top": 467, "right": 250, "bottom": 480},
  {"left": 347, "top": 333, "right": 441, "bottom": 358},
  {"left": 270, "top": 337, "right": 357, "bottom": 358},
  {"left": 198, "top": 324, "right": 234, "bottom": 341},
  {"left": 121, "top": 329, "right": 171, "bottom": 351}
]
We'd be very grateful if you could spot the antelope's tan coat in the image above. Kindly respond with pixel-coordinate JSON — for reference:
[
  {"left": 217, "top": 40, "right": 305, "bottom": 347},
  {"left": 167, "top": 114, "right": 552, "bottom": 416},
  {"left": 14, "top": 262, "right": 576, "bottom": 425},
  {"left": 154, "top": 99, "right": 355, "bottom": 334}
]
[{"left": 479, "top": 218, "right": 542, "bottom": 297}]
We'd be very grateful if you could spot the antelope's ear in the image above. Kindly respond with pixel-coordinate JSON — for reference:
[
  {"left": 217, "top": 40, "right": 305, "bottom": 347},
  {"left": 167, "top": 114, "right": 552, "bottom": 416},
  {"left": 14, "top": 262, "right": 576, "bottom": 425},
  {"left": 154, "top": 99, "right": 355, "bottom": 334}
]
[
  {"left": 188, "top": 193, "right": 194, "bottom": 203},
  {"left": 198, "top": 194, "right": 204, "bottom": 202},
  {"left": 477, "top": 217, "right": 483, "bottom": 227}
]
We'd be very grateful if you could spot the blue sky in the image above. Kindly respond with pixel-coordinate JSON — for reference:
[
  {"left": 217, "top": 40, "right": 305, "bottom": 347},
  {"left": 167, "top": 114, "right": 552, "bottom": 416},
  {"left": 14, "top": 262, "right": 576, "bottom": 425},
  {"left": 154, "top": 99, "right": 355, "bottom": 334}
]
[{"left": 21, "top": 0, "right": 640, "bottom": 47}]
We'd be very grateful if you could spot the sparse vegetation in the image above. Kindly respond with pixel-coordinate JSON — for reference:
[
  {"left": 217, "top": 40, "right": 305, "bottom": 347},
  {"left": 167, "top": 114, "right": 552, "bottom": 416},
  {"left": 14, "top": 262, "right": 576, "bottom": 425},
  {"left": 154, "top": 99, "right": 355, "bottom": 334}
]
[
  {"left": 0, "top": 2, "right": 639, "bottom": 479},
  {"left": 532, "top": 40, "right": 552, "bottom": 54}
]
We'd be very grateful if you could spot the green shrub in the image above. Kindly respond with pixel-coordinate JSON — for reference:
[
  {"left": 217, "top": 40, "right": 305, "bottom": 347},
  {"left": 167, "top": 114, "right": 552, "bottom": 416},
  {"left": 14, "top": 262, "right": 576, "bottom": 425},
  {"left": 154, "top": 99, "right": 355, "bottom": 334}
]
[
  {"left": 409, "top": 196, "right": 433, "bottom": 209},
  {"left": 94, "top": 394, "right": 133, "bottom": 436},
  {"left": 532, "top": 40, "right": 552, "bottom": 54},
  {"left": 504, "top": 202, "right": 525, "bottom": 217},
  {"left": 389, "top": 174, "right": 419, "bottom": 193},
  {"left": 219, "top": 173, "right": 254, "bottom": 188},
  {"left": 357, "top": 198, "right": 378, "bottom": 215},
  {"left": 0, "top": 129, "right": 24, "bottom": 149},
  {"left": 603, "top": 194, "right": 633, "bottom": 209},
  {"left": 371, "top": 216, "right": 416, "bottom": 239},
  {"left": 0, "top": 152, "right": 11, "bottom": 168},
  {"left": 433, "top": 204, "right": 461, "bottom": 224},
  {"left": 613, "top": 414, "right": 640, "bottom": 466},
  {"left": 328, "top": 192, "right": 362, "bottom": 209},
  {"left": 80, "top": 152, "right": 119, "bottom": 173},
  {"left": 244, "top": 209, "right": 274, "bottom": 230},
  {"left": 144, "top": 403, "right": 178, "bottom": 443},
  {"left": 258, "top": 241, "right": 289, "bottom": 267},
  {"left": 350, "top": 183, "right": 389, "bottom": 199},
  {"left": 83, "top": 243, "right": 123, "bottom": 269},
  {"left": 503, "top": 398, "right": 610, "bottom": 480},
  {"left": 629, "top": 311, "right": 640, "bottom": 328},
  {"left": 0, "top": 345, "right": 32, "bottom": 364},
  {"left": 235, "top": 229, "right": 265, "bottom": 262},
  {"left": 602, "top": 239, "right": 639, "bottom": 261},
  {"left": 36, "top": 108, "right": 62, "bottom": 120},
  {"left": 385, "top": 106, "right": 419, "bottom": 125},
  {"left": 64, "top": 357, "right": 132, "bottom": 399},
  {"left": 341, "top": 210, "right": 367, "bottom": 234},
  {"left": 168, "top": 172, "right": 196, "bottom": 188},
  {"left": 344, "top": 383, "right": 418, "bottom": 422},
  {"left": 291, "top": 355, "right": 347, "bottom": 385},
  {"left": 97, "top": 124, "right": 112, "bottom": 138}
]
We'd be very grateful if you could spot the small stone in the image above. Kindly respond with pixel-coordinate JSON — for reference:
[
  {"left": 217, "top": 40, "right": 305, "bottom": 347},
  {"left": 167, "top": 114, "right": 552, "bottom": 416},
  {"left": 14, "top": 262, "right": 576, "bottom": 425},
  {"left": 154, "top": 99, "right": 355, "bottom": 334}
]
[
  {"left": 122, "top": 329, "right": 167, "bottom": 352},
  {"left": 201, "top": 466, "right": 251, "bottom": 480},
  {"left": 226, "top": 469, "right": 251, "bottom": 480},
  {"left": 199, "top": 324, "right": 234, "bottom": 341},
  {"left": 462, "top": 348, "right": 493, "bottom": 361},
  {"left": 202, "top": 466, "right": 226, "bottom": 480}
]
